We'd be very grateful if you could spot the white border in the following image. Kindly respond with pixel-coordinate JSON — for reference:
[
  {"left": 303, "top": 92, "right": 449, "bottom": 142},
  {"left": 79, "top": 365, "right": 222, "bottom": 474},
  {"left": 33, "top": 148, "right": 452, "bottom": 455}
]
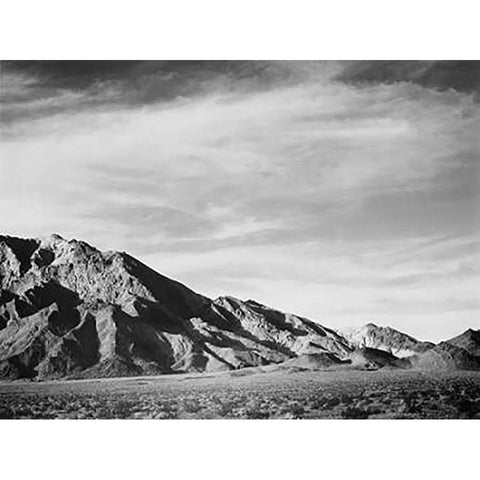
[
  {"left": 1, "top": 419, "right": 478, "bottom": 479},
  {"left": 1, "top": 0, "right": 479, "bottom": 59},
  {"left": 0, "top": 1, "right": 478, "bottom": 478}
]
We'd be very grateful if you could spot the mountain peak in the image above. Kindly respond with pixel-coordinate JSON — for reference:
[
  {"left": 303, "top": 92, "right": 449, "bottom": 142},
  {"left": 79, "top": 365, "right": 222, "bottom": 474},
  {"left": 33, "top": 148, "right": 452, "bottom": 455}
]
[
  {"left": 45, "top": 233, "right": 65, "bottom": 242},
  {"left": 444, "top": 328, "right": 480, "bottom": 357},
  {"left": 340, "top": 323, "right": 434, "bottom": 358},
  {"left": 0, "top": 235, "right": 351, "bottom": 379}
]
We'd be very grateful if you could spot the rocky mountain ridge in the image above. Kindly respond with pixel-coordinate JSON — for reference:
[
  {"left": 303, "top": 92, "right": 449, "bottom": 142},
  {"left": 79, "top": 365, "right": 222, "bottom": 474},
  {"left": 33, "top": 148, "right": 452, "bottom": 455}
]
[
  {"left": 340, "top": 323, "right": 435, "bottom": 358},
  {"left": 0, "top": 234, "right": 478, "bottom": 379}
]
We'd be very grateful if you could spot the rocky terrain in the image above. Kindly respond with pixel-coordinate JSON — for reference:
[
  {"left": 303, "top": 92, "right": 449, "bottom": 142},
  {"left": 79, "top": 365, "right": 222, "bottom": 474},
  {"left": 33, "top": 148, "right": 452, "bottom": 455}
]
[
  {"left": 340, "top": 323, "right": 434, "bottom": 357},
  {"left": 0, "top": 234, "right": 479, "bottom": 380},
  {"left": 0, "top": 234, "right": 352, "bottom": 379},
  {"left": 410, "top": 342, "right": 480, "bottom": 371},
  {"left": 445, "top": 328, "right": 480, "bottom": 356}
]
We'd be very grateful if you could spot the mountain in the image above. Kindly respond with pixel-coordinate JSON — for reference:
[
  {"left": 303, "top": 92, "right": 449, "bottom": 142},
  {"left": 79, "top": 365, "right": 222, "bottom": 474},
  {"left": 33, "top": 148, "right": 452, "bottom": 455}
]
[
  {"left": 444, "top": 329, "right": 480, "bottom": 357},
  {"left": 407, "top": 328, "right": 480, "bottom": 371},
  {"left": 348, "top": 347, "right": 409, "bottom": 370},
  {"left": 1, "top": 234, "right": 477, "bottom": 380},
  {"left": 0, "top": 234, "right": 352, "bottom": 379},
  {"left": 340, "top": 323, "right": 434, "bottom": 358},
  {"left": 411, "top": 341, "right": 480, "bottom": 371}
]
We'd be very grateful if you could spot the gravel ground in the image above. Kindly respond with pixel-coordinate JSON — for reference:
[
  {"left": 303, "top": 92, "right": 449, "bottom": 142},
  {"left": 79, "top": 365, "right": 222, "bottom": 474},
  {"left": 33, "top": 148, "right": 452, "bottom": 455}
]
[{"left": 1, "top": 368, "right": 479, "bottom": 419}]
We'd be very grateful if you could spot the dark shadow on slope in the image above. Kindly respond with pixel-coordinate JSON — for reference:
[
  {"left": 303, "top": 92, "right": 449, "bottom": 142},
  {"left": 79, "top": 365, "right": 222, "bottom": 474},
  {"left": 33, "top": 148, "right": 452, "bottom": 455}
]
[
  {"left": 206, "top": 303, "right": 297, "bottom": 358},
  {"left": 0, "top": 236, "right": 40, "bottom": 275},
  {"left": 21, "top": 281, "right": 81, "bottom": 312},
  {"left": 119, "top": 253, "right": 209, "bottom": 318}
]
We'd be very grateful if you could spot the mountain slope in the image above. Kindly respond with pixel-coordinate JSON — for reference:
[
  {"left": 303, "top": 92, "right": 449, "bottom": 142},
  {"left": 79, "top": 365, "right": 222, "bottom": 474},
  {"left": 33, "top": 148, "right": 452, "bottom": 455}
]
[
  {"left": 348, "top": 347, "right": 410, "bottom": 370},
  {"left": 211, "top": 297, "right": 352, "bottom": 359},
  {"left": 411, "top": 342, "right": 480, "bottom": 371},
  {"left": 408, "top": 329, "right": 480, "bottom": 371},
  {"left": 444, "top": 329, "right": 480, "bottom": 357},
  {"left": 340, "top": 323, "right": 434, "bottom": 358},
  {"left": 0, "top": 234, "right": 352, "bottom": 379}
]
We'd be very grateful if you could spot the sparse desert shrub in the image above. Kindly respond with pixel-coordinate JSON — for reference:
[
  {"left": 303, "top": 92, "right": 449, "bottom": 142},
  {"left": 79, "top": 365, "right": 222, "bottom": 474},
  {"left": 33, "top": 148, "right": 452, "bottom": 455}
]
[
  {"left": 341, "top": 407, "right": 369, "bottom": 419},
  {"left": 455, "top": 399, "right": 480, "bottom": 418},
  {"left": 286, "top": 402, "right": 305, "bottom": 419},
  {"left": 1, "top": 370, "right": 480, "bottom": 419},
  {"left": 0, "top": 406, "right": 14, "bottom": 419},
  {"left": 245, "top": 408, "right": 270, "bottom": 419},
  {"left": 112, "top": 400, "right": 135, "bottom": 418},
  {"left": 308, "top": 399, "right": 323, "bottom": 410},
  {"left": 153, "top": 403, "right": 178, "bottom": 419},
  {"left": 322, "top": 397, "right": 340, "bottom": 408},
  {"left": 216, "top": 401, "right": 236, "bottom": 417},
  {"left": 182, "top": 399, "right": 202, "bottom": 414}
]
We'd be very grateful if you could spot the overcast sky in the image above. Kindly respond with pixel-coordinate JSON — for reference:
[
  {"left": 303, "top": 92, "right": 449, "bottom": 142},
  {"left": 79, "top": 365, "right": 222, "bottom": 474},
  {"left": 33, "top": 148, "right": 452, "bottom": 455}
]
[{"left": 1, "top": 60, "right": 478, "bottom": 341}]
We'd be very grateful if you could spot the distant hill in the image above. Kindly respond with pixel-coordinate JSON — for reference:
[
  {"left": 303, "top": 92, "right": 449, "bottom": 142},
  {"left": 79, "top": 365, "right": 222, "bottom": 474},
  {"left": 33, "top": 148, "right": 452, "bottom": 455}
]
[
  {"left": 444, "top": 329, "right": 480, "bottom": 357},
  {"left": 348, "top": 347, "right": 409, "bottom": 370},
  {"left": 340, "top": 323, "right": 434, "bottom": 358},
  {"left": 411, "top": 342, "right": 480, "bottom": 371}
]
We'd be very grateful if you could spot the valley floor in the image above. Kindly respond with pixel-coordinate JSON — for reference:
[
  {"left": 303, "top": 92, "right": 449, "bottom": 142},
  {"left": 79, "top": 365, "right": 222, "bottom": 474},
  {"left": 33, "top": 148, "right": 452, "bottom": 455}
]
[{"left": 1, "top": 368, "right": 479, "bottom": 419}]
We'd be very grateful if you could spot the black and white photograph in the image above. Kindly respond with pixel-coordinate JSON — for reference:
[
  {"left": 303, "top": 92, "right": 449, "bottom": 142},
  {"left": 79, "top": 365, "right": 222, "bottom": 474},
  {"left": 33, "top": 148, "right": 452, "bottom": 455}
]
[
  {"left": 0, "top": 1, "right": 478, "bottom": 478},
  {"left": 1, "top": 58, "right": 478, "bottom": 420}
]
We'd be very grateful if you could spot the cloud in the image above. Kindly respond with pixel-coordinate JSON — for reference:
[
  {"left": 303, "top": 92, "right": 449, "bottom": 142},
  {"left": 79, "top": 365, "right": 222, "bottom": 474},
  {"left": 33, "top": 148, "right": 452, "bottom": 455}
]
[
  {"left": 1, "top": 61, "right": 340, "bottom": 126},
  {"left": 336, "top": 60, "right": 480, "bottom": 95},
  {"left": 1, "top": 61, "right": 478, "bottom": 341}
]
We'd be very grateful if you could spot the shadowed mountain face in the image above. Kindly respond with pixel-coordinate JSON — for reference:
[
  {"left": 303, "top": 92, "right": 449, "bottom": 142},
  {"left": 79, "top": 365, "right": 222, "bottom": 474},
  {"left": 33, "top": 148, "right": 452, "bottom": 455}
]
[
  {"left": 0, "top": 234, "right": 352, "bottom": 379},
  {"left": 0, "top": 234, "right": 478, "bottom": 380},
  {"left": 444, "top": 329, "right": 480, "bottom": 357},
  {"left": 409, "top": 329, "right": 480, "bottom": 371},
  {"left": 411, "top": 343, "right": 480, "bottom": 371}
]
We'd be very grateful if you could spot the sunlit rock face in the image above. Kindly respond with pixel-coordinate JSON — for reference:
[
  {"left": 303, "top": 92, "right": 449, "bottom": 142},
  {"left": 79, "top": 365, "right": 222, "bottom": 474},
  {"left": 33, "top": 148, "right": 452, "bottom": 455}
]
[
  {"left": 340, "top": 323, "right": 434, "bottom": 358},
  {"left": 0, "top": 235, "right": 352, "bottom": 379}
]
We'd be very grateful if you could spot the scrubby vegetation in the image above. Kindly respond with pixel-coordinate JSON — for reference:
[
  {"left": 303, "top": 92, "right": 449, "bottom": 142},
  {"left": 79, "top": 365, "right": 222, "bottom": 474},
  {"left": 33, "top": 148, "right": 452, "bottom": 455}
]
[{"left": 1, "top": 370, "right": 479, "bottom": 419}]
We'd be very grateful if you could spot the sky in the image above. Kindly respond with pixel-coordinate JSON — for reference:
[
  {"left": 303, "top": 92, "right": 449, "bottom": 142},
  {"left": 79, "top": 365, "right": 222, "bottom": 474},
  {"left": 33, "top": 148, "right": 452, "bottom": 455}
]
[{"left": 0, "top": 60, "right": 479, "bottom": 341}]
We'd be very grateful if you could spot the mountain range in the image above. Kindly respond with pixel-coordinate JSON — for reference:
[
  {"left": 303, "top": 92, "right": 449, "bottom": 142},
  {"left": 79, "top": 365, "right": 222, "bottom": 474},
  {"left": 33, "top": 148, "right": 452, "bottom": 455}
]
[{"left": 0, "top": 234, "right": 479, "bottom": 380}]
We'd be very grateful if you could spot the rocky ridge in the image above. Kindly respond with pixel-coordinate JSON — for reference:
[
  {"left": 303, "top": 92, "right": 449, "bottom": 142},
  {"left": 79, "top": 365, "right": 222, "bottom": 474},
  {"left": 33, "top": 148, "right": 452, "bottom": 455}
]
[
  {"left": 340, "top": 323, "right": 435, "bottom": 358},
  {"left": 0, "top": 234, "right": 478, "bottom": 380}
]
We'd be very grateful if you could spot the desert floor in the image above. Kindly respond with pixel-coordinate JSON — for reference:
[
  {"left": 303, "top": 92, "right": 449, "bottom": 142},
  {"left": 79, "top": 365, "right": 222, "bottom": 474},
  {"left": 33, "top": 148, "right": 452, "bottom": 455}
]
[{"left": 1, "top": 368, "right": 479, "bottom": 419}]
